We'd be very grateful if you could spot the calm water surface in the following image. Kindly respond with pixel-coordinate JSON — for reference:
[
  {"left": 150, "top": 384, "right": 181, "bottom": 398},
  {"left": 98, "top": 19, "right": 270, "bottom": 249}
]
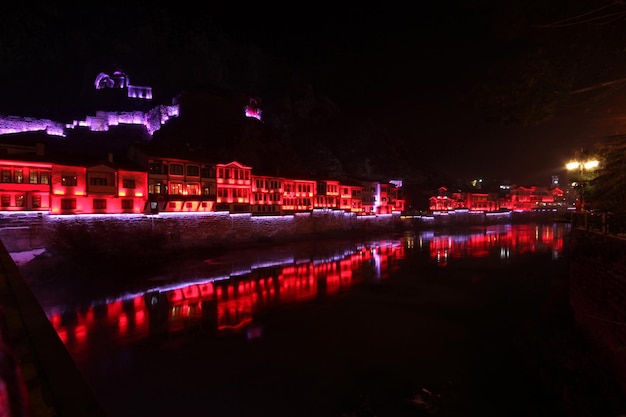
[{"left": 20, "top": 222, "right": 620, "bottom": 417}]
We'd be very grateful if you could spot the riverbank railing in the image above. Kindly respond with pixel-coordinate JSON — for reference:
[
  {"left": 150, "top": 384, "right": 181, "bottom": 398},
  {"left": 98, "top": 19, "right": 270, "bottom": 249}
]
[{"left": 571, "top": 211, "right": 626, "bottom": 236}]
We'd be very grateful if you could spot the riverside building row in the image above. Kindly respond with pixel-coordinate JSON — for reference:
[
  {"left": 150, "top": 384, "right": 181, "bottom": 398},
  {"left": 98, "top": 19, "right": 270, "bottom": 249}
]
[
  {"left": 0, "top": 141, "right": 405, "bottom": 216},
  {"left": 0, "top": 70, "right": 567, "bottom": 217}
]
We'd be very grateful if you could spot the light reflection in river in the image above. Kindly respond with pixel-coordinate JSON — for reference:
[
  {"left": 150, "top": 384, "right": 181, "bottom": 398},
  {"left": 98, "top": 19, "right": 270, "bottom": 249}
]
[{"left": 33, "top": 222, "right": 569, "bottom": 361}]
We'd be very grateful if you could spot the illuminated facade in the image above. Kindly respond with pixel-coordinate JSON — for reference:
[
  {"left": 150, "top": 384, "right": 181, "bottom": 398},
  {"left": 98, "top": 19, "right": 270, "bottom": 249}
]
[
  {"left": 49, "top": 161, "right": 147, "bottom": 215},
  {"left": 251, "top": 174, "right": 283, "bottom": 215},
  {"left": 429, "top": 185, "right": 566, "bottom": 213},
  {"left": 379, "top": 182, "right": 404, "bottom": 214},
  {"left": 282, "top": 178, "right": 316, "bottom": 212},
  {"left": 339, "top": 183, "right": 364, "bottom": 213},
  {"left": 216, "top": 161, "right": 252, "bottom": 213},
  {"left": 0, "top": 160, "right": 52, "bottom": 212},
  {"left": 314, "top": 180, "right": 340, "bottom": 210},
  {"left": 505, "top": 185, "right": 565, "bottom": 211}
]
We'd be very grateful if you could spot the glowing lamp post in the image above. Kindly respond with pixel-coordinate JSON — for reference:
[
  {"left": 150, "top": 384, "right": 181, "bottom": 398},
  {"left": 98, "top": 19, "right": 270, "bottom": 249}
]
[{"left": 566, "top": 159, "right": 599, "bottom": 211}]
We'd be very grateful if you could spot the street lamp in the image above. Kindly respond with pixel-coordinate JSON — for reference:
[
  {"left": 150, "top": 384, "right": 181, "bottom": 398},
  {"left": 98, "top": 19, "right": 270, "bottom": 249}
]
[{"left": 566, "top": 158, "right": 599, "bottom": 211}]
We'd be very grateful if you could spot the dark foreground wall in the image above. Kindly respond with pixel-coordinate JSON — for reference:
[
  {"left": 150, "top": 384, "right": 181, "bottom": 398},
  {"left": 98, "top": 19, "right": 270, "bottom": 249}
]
[{"left": 569, "top": 228, "right": 626, "bottom": 394}]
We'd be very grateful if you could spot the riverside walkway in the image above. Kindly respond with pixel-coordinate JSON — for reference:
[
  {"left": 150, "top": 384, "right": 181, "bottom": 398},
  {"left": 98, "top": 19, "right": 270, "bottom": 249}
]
[{"left": 0, "top": 242, "right": 106, "bottom": 417}]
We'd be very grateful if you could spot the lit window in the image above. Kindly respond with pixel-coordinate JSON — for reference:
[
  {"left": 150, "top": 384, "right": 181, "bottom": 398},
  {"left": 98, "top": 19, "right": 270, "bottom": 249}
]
[
  {"left": 149, "top": 182, "right": 166, "bottom": 194},
  {"left": 1, "top": 170, "right": 10, "bottom": 183},
  {"left": 13, "top": 170, "right": 23, "bottom": 184},
  {"left": 170, "top": 183, "right": 183, "bottom": 195},
  {"left": 15, "top": 194, "right": 24, "bottom": 207},
  {"left": 40, "top": 171, "right": 50, "bottom": 184},
  {"left": 187, "top": 184, "right": 200, "bottom": 195},
  {"left": 62, "top": 176, "right": 77, "bottom": 186},
  {"left": 202, "top": 185, "right": 214, "bottom": 196},
  {"left": 29, "top": 171, "right": 38, "bottom": 184}
]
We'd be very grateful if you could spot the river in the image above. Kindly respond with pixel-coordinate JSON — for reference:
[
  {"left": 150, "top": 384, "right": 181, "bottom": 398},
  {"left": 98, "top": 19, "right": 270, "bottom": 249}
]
[{"left": 17, "top": 222, "right": 626, "bottom": 417}]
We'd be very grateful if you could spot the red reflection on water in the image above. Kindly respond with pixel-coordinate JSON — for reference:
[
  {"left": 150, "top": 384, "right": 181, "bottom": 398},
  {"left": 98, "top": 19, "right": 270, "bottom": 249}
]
[
  {"left": 47, "top": 228, "right": 562, "bottom": 354},
  {"left": 429, "top": 224, "right": 564, "bottom": 266},
  {"left": 46, "top": 241, "right": 406, "bottom": 351}
]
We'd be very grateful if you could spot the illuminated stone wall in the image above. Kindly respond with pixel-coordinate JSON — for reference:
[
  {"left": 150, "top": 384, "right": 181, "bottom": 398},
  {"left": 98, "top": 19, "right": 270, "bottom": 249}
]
[
  {"left": 0, "top": 210, "right": 401, "bottom": 252},
  {"left": 0, "top": 104, "right": 179, "bottom": 138}
]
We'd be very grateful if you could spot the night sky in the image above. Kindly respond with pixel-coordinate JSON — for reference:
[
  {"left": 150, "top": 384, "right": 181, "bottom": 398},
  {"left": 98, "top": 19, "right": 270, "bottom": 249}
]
[{"left": 2, "top": 2, "right": 626, "bottom": 185}]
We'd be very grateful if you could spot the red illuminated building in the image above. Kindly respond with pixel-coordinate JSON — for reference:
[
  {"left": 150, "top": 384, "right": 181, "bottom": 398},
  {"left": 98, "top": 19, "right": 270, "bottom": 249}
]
[{"left": 429, "top": 185, "right": 566, "bottom": 213}]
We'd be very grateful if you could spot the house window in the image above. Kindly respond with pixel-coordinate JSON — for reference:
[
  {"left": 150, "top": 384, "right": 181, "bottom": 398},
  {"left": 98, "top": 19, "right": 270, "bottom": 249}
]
[
  {"left": 93, "top": 199, "right": 107, "bottom": 210},
  {"left": 1, "top": 170, "right": 10, "bottom": 183},
  {"left": 40, "top": 171, "right": 50, "bottom": 184},
  {"left": 90, "top": 177, "right": 108, "bottom": 186},
  {"left": 185, "top": 202, "right": 193, "bottom": 208},
  {"left": 123, "top": 179, "right": 136, "bottom": 188},
  {"left": 32, "top": 195, "right": 41, "bottom": 208},
  {"left": 149, "top": 182, "right": 167, "bottom": 194},
  {"left": 202, "top": 185, "right": 215, "bottom": 196},
  {"left": 148, "top": 162, "right": 167, "bottom": 174},
  {"left": 121, "top": 199, "right": 133, "bottom": 210},
  {"left": 29, "top": 171, "right": 38, "bottom": 184},
  {"left": 186, "top": 165, "right": 199, "bottom": 176},
  {"left": 13, "top": 170, "right": 23, "bottom": 184},
  {"left": 201, "top": 166, "right": 215, "bottom": 178},
  {"left": 1, "top": 195, "right": 9, "bottom": 207},
  {"left": 187, "top": 184, "right": 200, "bottom": 195},
  {"left": 170, "top": 183, "right": 184, "bottom": 195},
  {"left": 15, "top": 194, "right": 24, "bottom": 207},
  {"left": 61, "top": 199, "right": 76, "bottom": 210},
  {"left": 62, "top": 176, "right": 77, "bottom": 186},
  {"left": 169, "top": 164, "right": 183, "bottom": 175}
]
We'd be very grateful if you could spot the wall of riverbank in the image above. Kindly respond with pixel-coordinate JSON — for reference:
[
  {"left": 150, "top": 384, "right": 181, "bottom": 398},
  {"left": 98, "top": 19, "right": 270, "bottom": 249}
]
[
  {"left": 569, "top": 228, "right": 626, "bottom": 394},
  {"left": 0, "top": 209, "right": 565, "bottom": 254},
  {"left": 0, "top": 210, "right": 405, "bottom": 253}
]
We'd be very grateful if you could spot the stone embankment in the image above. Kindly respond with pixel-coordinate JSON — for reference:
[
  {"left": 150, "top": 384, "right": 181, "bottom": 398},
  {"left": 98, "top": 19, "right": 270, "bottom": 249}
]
[{"left": 0, "top": 211, "right": 405, "bottom": 254}]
